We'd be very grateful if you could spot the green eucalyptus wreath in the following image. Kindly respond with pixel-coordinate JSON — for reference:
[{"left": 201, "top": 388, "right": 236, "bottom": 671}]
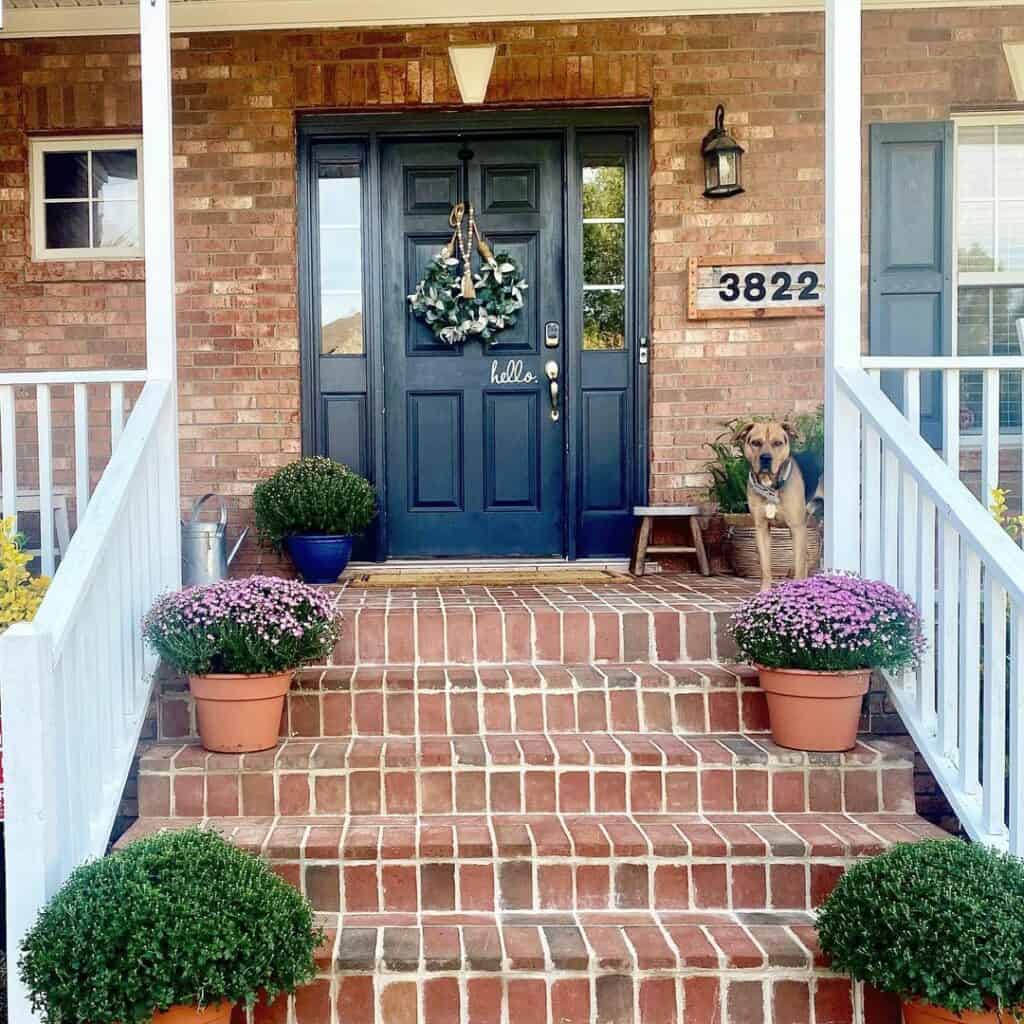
[{"left": 408, "top": 248, "right": 528, "bottom": 346}]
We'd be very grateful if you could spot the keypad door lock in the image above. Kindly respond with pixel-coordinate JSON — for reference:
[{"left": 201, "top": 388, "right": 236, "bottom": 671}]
[{"left": 544, "top": 322, "right": 560, "bottom": 348}]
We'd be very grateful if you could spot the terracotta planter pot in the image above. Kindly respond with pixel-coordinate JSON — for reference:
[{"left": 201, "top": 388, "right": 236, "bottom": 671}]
[
  {"left": 756, "top": 665, "right": 870, "bottom": 752},
  {"left": 152, "top": 1002, "right": 234, "bottom": 1024},
  {"left": 902, "top": 1000, "right": 1003, "bottom": 1023},
  {"left": 189, "top": 672, "right": 292, "bottom": 753}
]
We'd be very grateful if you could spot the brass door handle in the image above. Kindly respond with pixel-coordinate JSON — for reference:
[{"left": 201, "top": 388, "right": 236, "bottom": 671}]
[{"left": 544, "top": 360, "right": 559, "bottom": 422}]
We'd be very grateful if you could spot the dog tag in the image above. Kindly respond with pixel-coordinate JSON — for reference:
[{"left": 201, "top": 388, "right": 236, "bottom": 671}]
[{"left": 765, "top": 504, "right": 777, "bottom": 521}]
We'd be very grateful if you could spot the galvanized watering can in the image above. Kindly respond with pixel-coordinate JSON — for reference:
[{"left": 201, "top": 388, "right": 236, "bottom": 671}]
[{"left": 181, "top": 493, "right": 248, "bottom": 587}]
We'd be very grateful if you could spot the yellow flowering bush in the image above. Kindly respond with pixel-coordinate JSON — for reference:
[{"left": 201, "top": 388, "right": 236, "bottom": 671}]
[{"left": 0, "top": 517, "right": 49, "bottom": 629}]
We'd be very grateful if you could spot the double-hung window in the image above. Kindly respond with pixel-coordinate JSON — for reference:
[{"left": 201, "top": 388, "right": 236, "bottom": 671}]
[
  {"left": 954, "top": 115, "right": 1024, "bottom": 435},
  {"left": 30, "top": 136, "right": 143, "bottom": 261}
]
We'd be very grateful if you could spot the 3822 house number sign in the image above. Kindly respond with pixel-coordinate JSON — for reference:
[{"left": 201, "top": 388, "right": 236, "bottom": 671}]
[{"left": 688, "top": 255, "right": 826, "bottom": 320}]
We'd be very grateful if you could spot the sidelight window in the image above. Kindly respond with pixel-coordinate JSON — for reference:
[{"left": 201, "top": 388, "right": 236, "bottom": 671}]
[
  {"left": 581, "top": 159, "right": 627, "bottom": 351},
  {"left": 318, "top": 164, "right": 364, "bottom": 355}
]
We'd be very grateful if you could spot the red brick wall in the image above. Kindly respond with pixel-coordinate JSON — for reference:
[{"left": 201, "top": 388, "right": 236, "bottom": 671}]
[{"left": 1, "top": 7, "right": 1022, "bottom": 527}]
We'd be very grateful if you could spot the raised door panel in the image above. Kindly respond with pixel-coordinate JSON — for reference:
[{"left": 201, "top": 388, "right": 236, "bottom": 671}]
[
  {"left": 406, "top": 392, "right": 464, "bottom": 510},
  {"left": 483, "top": 390, "right": 540, "bottom": 510}
]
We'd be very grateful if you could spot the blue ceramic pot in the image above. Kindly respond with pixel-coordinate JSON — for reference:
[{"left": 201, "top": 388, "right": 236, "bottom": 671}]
[{"left": 284, "top": 534, "right": 353, "bottom": 583}]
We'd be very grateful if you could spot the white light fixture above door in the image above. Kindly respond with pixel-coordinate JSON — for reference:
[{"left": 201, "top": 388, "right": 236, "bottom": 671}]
[
  {"left": 1006, "top": 43, "right": 1024, "bottom": 101},
  {"left": 448, "top": 45, "right": 496, "bottom": 105}
]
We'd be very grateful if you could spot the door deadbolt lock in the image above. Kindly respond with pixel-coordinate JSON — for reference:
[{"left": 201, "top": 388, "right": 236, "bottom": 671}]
[
  {"left": 544, "top": 322, "right": 560, "bottom": 348},
  {"left": 544, "top": 360, "right": 560, "bottom": 422}
]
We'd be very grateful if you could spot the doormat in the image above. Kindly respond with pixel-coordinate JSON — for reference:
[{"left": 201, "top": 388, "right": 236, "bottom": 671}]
[{"left": 347, "top": 569, "right": 629, "bottom": 587}]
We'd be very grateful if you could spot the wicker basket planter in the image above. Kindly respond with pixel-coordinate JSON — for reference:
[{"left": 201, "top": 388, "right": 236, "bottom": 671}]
[{"left": 723, "top": 513, "right": 822, "bottom": 581}]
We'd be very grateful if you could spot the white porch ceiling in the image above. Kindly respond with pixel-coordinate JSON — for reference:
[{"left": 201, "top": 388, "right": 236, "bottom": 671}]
[{"left": 0, "top": 0, "right": 1021, "bottom": 37}]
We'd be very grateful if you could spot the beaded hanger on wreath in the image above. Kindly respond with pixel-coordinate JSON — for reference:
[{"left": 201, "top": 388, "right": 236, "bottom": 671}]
[{"left": 441, "top": 144, "right": 496, "bottom": 299}]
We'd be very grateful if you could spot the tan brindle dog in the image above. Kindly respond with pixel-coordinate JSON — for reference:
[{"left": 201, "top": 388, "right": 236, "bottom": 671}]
[{"left": 736, "top": 420, "right": 823, "bottom": 591}]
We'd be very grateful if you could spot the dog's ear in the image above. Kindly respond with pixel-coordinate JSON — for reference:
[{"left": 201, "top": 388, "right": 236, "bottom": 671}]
[
  {"left": 733, "top": 421, "right": 756, "bottom": 448},
  {"left": 780, "top": 420, "right": 800, "bottom": 444}
]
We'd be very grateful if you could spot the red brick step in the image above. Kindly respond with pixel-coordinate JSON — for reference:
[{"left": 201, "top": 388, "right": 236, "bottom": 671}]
[
  {"left": 155, "top": 663, "right": 768, "bottom": 742},
  {"left": 224, "top": 909, "right": 901, "bottom": 1023},
  {"left": 121, "top": 812, "right": 945, "bottom": 915},
  {"left": 137, "top": 734, "right": 917, "bottom": 819}
]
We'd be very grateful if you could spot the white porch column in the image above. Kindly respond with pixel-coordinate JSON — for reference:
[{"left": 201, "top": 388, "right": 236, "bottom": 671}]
[
  {"left": 823, "top": 0, "right": 863, "bottom": 572},
  {"left": 140, "top": 0, "right": 182, "bottom": 582}
]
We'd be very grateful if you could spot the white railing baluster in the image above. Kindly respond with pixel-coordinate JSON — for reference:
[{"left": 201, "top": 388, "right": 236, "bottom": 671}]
[
  {"left": 982, "top": 367, "right": 1000, "bottom": 507},
  {"left": 900, "top": 466, "right": 919, "bottom": 606},
  {"left": 959, "top": 549, "right": 982, "bottom": 798},
  {"left": 36, "top": 385, "right": 56, "bottom": 577},
  {"left": 74, "top": 382, "right": 90, "bottom": 520},
  {"left": 1010, "top": 606, "right": 1024, "bottom": 856},
  {"left": 882, "top": 444, "right": 900, "bottom": 586},
  {"left": 916, "top": 495, "right": 936, "bottom": 729},
  {"left": 903, "top": 369, "right": 921, "bottom": 434},
  {"left": 861, "top": 423, "right": 882, "bottom": 580},
  {"left": 942, "top": 368, "right": 960, "bottom": 474},
  {"left": 982, "top": 575, "right": 1007, "bottom": 838},
  {"left": 0, "top": 384, "right": 17, "bottom": 527},
  {"left": 110, "top": 381, "right": 125, "bottom": 449},
  {"left": 938, "top": 522, "right": 960, "bottom": 759}
]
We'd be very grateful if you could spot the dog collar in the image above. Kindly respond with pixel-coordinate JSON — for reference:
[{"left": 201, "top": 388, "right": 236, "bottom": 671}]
[{"left": 748, "top": 458, "right": 793, "bottom": 505}]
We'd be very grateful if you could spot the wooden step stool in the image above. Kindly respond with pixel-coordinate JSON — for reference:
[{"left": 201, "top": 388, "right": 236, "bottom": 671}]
[{"left": 630, "top": 505, "right": 710, "bottom": 577}]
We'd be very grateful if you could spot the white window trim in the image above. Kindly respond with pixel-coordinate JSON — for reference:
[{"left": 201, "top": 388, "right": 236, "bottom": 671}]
[{"left": 30, "top": 135, "right": 144, "bottom": 262}]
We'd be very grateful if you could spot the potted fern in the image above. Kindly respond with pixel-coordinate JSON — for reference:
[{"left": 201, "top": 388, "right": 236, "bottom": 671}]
[
  {"left": 19, "top": 828, "right": 322, "bottom": 1024},
  {"left": 253, "top": 456, "right": 377, "bottom": 583},
  {"left": 818, "top": 839, "right": 1024, "bottom": 1023}
]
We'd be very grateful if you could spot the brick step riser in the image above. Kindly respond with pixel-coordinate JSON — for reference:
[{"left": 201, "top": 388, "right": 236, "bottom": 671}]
[
  {"left": 156, "top": 685, "right": 770, "bottom": 743},
  {"left": 234, "top": 971, "right": 893, "bottom": 1024},
  {"left": 138, "top": 764, "right": 916, "bottom": 819},
  {"left": 333, "top": 607, "right": 731, "bottom": 666},
  {"left": 269, "top": 855, "right": 856, "bottom": 915}
]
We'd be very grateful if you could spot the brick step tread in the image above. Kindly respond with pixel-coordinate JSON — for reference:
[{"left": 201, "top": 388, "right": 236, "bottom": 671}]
[
  {"left": 123, "top": 812, "right": 944, "bottom": 914},
  {"left": 140, "top": 733, "right": 915, "bottom": 774},
  {"left": 329, "top": 598, "right": 736, "bottom": 665},
  {"left": 157, "top": 662, "right": 769, "bottom": 741},
  {"left": 315, "top": 908, "right": 830, "bottom": 973},
  {"left": 137, "top": 734, "right": 917, "bottom": 818},
  {"left": 124, "top": 811, "right": 943, "bottom": 862}
]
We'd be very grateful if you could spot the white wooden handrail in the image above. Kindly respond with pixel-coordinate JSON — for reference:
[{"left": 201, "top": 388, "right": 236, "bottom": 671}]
[
  {"left": 0, "top": 378, "right": 180, "bottom": 1019},
  {"left": 862, "top": 356, "right": 1024, "bottom": 371},
  {"left": 839, "top": 365, "right": 1024, "bottom": 854},
  {"left": 0, "top": 370, "right": 147, "bottom": 386}
]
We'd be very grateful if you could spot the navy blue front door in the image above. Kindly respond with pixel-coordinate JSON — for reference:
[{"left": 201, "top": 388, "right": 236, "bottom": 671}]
[{"left": 381, "top": 137, "right": 566, "bottom": 557}]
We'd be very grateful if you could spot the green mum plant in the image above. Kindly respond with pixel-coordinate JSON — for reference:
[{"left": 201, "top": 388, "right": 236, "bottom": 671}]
[
  {"left": 20, "top": 828, "right": 322, "bottom": 1024},
  {"left": 817, "top": 839, "right": 1024, "bottom": 1020},
  {"left": 253, "top": 456, "right": 376, "bottom": 551}
]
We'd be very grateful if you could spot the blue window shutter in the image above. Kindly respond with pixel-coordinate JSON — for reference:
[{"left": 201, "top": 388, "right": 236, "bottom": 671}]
[{"left": 869, "top": 120, "right": 954, "bottom": 448}]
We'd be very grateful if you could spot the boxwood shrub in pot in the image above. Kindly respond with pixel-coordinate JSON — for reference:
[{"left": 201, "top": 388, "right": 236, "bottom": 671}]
[
  {"left": 19, "top": 827, "right": 322, "bottom": 1024},
  {"left": 730, "top": 573, "right": 924, "bottom": 752},
  {"left": 253, "top": 456, "right": 376, "bottom": 582},
  {"left": 817, "top": 839, "right": 1024, "bottom": 1023},
  {"left": 143, "top": 575, "right": 338, "bottom": 753}
]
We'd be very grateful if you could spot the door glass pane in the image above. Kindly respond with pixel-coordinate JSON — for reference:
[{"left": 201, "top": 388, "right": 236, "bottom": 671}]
[
  {"left": 43, "top": 151, "right": 89, "bottom": 199},
  {"left": 998, "top": 126, "right": 1024, "bottom": 198},
  {"left": 92, "top": 149, "right": 138, "bottom": 202},
  {"left": 583, "top": 223, "right": 625, "bottom": 286},
  {"left": 318, "top": 166, "right": 363, "bottom": 355},
  {"left": 45, "top": 202, "right": 89, "bottom": 248},
  {"left": 584, "top": 289, "right": 625, "bottom": 351},
  {"left": 583, "top": 163, "right": 625, "bottom": 218},
  {"left": 582, "top": 158, "right": 627, "bottom": 351}
]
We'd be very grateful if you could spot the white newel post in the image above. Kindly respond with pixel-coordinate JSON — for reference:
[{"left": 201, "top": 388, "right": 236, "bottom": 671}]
[
  {"left": 140, "top": 0, "right": 182, "bottom": 587},
  {"left": 824, "top": 0, "right": 863, "bottom": 572}
]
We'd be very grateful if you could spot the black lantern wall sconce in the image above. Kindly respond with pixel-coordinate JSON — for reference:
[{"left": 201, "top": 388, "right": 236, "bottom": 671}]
[{"left": 701, "top": 104, "right": 744, "bottom": 199}]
